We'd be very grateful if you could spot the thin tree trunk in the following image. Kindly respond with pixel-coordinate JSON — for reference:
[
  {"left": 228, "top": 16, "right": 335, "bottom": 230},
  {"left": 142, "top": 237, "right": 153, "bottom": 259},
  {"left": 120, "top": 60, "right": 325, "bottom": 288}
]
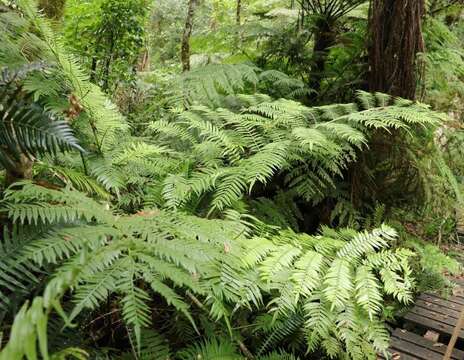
[
  {"left": 368, "top": 0, "right": 425, "bottom": 99},
  {"left": 235, "top": 0, "right": 242, "bottom": 51},
  {"left": 306, "top": 18, "right": 336, "bottom": 103},
  {"left": 102, "top": 35, "right": 114, "bottom": 91},
  {"left": 90, "top": 56, "right": 98, "bottom": 82},
  {"left": 181, "top": 0, "right": 198, "bottom": 72},
  {"left": 236, "top": 0, "right": 241, "bottom": 26}
]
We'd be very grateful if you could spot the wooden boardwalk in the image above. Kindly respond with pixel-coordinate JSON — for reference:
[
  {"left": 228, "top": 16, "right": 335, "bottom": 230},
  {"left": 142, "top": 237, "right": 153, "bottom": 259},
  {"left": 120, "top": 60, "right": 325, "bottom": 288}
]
[{"left": 382, "top": 278, "right": 464, "bottom": 360}]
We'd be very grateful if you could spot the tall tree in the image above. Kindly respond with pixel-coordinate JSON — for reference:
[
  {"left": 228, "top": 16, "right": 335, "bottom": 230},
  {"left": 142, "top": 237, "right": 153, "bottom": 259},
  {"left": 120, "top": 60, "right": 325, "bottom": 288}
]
[
  {"left": 181, "top": 0, "right": 198, "bottom": 72},
  {"left": 368, "top": 0, "right": 425, "bottom": 99}
]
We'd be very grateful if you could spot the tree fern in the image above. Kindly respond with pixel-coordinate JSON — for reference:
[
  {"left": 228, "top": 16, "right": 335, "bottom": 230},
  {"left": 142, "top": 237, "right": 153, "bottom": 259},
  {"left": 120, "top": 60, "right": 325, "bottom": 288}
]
[
  {"left": 142, "top": 90, "right": 445, "bottom": 216},
  {"left": 242, "top": 225, "right": 414, "bottom": 358},
  {"left": 0, "top": 183, "right": 257, "bottom": 356}
]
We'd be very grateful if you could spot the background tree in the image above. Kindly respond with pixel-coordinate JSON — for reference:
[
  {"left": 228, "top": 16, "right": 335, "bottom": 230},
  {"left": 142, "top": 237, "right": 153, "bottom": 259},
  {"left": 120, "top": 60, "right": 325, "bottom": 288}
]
[
  {"left": 181, "top": 0, "right": 198, "bottom": 72},
  {"left": 64, "top": 0, "right": 148, "bottom": 91}
]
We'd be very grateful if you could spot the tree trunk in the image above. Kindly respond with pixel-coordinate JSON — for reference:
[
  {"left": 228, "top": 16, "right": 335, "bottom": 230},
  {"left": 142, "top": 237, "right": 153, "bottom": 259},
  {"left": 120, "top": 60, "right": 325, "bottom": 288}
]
[
  {"left": 306, "top": 18, "right": 336, "bottom": 103},
  {"left": 368, "top": 0, "right": 425, "bottom": 99},
  {"left": 5, "top": 155, "right": 33, "bottom": 188},
  {"left": 236, "top": 0, "right": 241, "bottom": 26},
  {"left": 181, "top": 0, "right": 198, "bottom": 72},
  {"left": 102, "top": 35, "right": 115, "bottom": 91},
  {"left": 235, "top": 0, "right": 242, "bottom": 51}
]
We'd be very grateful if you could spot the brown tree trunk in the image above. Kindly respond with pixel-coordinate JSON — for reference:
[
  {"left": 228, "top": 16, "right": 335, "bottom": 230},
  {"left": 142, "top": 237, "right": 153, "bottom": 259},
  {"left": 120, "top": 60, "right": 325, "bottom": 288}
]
[
  {"left": 181, "top": 0, "right": 198, "bottom": 72},
  {"left": 5, "top": 155, "right": 33, "bottom": 187},
  {"left": 368, "top": 0, "right": 425, "bottom": 99}
]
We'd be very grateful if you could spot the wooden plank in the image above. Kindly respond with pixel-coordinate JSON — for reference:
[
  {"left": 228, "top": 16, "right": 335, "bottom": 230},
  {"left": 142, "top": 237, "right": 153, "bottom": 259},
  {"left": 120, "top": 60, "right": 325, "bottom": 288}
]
[
  {"left": 404, "top": 312, "right": 464, "bottom": 338},
  {"left": 409, "top": 305, "right": 458, "bottom": 327},
  {"left": 389, "top": 336, "right": 443, "bottom": 360},
  {"left": 381, "top": 352, "right": 421, "bottom": 360},
  {"left": 392, "top": 329, "right": 464, "bottom": 360},
  {"left": 424, "top": 292, "right": 464, "bottom": 306},
  {"left": 418, "top": 294, "right": 462, "bottom": 312},
  {"left": 415, "top": 299, "right": 461, "bottom": 319}
]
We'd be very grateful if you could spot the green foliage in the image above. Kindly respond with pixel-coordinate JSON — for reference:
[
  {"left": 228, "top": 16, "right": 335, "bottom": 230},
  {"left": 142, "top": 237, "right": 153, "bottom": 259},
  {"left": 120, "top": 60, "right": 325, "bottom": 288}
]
[
  {"left": 64, "top": 0, "right": 149, "bottom": 90},
  {"left": 0, "top": 249, "right": 88, "bottom": 360},
  {"left": 246, "top": 225, "right": 414, "bottom": 359},
  {"left": 144, "top": 91, "right": 443, "bottom": 216},
  {"left": 422, "top": 16, "right": 464, "bottom": 112},
  {"left": 0, "top": 182, "right": 256, "bottom": 357},
  {"left": 0, "top": 225, "right": 41, "bottom": 316},
  {"left": 0, "top": 0, "right": 129, "bottom": 153},
  {"left": 1, "top": 1, "right": 464, "bottom": 360},
  {"left": 0, "top": 65, "right": 82, "bottom": 172},
  {"left": 406, "top": 238, "right": 462, "bottom": 292}
]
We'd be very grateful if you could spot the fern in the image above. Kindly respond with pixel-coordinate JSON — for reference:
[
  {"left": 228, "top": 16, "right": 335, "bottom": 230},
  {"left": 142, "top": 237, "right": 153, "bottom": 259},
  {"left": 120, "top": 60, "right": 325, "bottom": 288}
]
[
  {"left": 0, "top": 250, "right": 88, "bottom": 360},
  {"left": 0, "top": 225, "right": 41, "bottom": 316},
  {"left": 177, "top": 338, "right": 241, "bottom": 360},
  {"left": 242, "top": 225, "right": 414, "bottom": 358},
  {"left": 120, "top": 330, "right": 171, "bottom": 360},
  {"left": 0, "top": 183, "right": 256, "bottom": 356},
  {"left": 0, "top": 68, "right": 83, "bottom": 171},
  {"left": 144, "top": 92, "right": 444, "bottom": 216},
  {"left": 1, "top": 0, "right": 128, "bottom": 153}
]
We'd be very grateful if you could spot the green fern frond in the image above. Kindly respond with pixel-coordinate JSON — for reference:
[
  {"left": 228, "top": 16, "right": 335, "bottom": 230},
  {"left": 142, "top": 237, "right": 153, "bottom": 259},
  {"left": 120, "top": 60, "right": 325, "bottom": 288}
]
[
  {"left": 2, "top": 181, "right": 113, "bottom": 224},
  {"left": 177, "top": 337, "right": 241, "bottom": 360}
]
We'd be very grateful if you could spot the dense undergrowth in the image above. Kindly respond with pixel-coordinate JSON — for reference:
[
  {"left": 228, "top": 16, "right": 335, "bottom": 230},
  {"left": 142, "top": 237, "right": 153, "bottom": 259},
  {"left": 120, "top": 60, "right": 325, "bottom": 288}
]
[{"left": 0, "top": 0, "right": 464, "bottom": 359}]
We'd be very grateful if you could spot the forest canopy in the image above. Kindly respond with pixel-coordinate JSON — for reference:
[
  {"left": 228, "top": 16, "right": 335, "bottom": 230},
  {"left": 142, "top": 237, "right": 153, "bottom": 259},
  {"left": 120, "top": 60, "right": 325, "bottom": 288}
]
[{"left": 0, "top": 0, "right": 464, "bottom": 359}]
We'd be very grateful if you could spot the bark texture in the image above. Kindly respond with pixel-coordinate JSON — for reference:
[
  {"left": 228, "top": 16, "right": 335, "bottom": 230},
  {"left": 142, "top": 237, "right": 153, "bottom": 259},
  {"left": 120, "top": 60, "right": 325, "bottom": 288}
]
[
  {"left": 181, "top": 0, "right": 198, "bottom": 72},
  {"left": 368, "top": 0, "right": 425, "bottom": 99},
  {"left": 236, "top": 0, "right": 242, "bottom": 26}
]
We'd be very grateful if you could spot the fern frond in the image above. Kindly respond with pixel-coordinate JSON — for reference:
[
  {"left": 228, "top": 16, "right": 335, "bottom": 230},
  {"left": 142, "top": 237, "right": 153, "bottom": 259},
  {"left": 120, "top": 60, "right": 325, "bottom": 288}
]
[
  {"left": 354, "top": 265, "right": 382, "bottom": 319},
  {"left": 2, "top": 182, "right": 113, "bottom": 224},
  {"left": 177, "top": 337, "right": 241, "bottom": 360},
  {"left": 322, "top": 259, "right": 353, "bottom": 311}
]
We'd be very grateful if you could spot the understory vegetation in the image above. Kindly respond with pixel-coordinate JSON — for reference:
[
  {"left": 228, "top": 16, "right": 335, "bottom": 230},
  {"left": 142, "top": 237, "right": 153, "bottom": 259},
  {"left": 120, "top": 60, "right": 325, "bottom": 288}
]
[{"left": 0, "top": 0, "right": 464, "bottom": 359}]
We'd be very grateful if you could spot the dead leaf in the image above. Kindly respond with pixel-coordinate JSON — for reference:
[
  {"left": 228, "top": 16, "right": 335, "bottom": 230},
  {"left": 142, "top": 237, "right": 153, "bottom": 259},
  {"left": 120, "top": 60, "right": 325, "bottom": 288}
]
[{"left": 424, "top": 330, "right": 440, "bottom": 342}]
